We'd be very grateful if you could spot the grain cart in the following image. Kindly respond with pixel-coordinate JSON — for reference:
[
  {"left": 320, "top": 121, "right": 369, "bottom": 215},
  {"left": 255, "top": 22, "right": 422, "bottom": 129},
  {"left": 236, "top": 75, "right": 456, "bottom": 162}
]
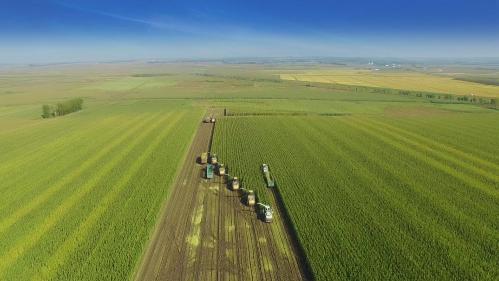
[
  {"left": 261, "top": 164, "right": 275, "bottom": 188},
  {"left": 241, "top": 189, "right": 256, "bottom": 206},
  {"left": 231, "top": 177, "right": 240, "bottom": 190},
  {"left": 210, "top": 153, "right": 218, "bottom": 164},
  {"left": 257, "top": 203, "right": 273, "bottom": 223},
  {"left": 218, "top": 164, "right": 226, "bottom": 176},
  {"left": 200, "top": 152, "right": 208, "bottom": 164},
  {"left": 206, "top": 163, "right": 214, "bottom": 179}
]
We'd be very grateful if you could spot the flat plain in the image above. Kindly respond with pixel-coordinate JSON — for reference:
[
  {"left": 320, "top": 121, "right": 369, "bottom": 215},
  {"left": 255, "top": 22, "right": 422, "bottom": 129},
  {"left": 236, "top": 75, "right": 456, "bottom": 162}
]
[{"left": 0, "top": 62, "right": 498, "bottom": 281}]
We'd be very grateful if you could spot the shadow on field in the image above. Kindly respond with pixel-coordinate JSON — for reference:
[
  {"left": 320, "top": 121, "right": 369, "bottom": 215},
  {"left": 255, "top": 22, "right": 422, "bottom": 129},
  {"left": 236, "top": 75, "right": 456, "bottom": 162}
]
[{"left": 271, "top": 182, "right": 316, "bottom": 281}]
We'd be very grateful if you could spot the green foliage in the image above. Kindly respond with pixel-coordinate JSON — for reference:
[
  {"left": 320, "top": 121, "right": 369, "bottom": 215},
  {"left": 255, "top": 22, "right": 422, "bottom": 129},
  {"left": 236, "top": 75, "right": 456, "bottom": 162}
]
[
  {"left": 41, "top": 104, "right": 55, "bottom": 118},
  {"left": 213, "top": 114, "right": 499, "bottom": 281},
  {"left": 41, "top": 98, "right": 83, "bottom": 118},
  {"left": 55, "top": 98, "right": 83, "bottom": 116}
]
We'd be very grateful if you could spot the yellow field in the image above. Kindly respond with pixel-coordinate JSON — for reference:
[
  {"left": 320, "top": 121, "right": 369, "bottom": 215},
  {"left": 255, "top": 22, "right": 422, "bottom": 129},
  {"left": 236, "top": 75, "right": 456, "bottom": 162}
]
[{"left": 280, "top": 69, "right": 499, "bottom": 98}]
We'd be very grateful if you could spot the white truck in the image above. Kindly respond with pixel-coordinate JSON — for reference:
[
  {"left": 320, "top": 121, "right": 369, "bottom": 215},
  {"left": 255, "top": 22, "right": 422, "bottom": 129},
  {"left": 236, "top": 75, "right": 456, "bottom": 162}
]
[{"left": 257, "top": 203, "right": 273, "bottom": 223}]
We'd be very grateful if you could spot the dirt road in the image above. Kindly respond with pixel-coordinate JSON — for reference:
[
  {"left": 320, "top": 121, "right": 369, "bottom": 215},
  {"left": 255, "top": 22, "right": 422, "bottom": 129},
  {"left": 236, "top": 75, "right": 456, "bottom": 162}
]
[{"left": 135, "top": 118, "right": 306, "bottom": 281}]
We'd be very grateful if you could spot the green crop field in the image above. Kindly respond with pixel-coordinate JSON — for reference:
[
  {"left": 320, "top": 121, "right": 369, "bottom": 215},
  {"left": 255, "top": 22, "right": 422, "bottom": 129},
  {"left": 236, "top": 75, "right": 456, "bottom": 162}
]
[
  {"left": 212, "top": 111, "right": 499, "bottom": 280},
  {"left": 0, "top": 99, "right": 201, "bottom": 280},
  {"left": 1, "top": 62, "right": 498, "bottom": 281}
]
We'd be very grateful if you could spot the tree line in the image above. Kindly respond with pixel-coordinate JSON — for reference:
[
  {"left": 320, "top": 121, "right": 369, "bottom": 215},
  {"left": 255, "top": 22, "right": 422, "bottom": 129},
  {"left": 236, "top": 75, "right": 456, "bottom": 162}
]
[
  {"left": 42, "top": 98, "right": 84, "bottom": 118},
  {"left": 408, "top": 91, "right": 496, "bottom": 107}
]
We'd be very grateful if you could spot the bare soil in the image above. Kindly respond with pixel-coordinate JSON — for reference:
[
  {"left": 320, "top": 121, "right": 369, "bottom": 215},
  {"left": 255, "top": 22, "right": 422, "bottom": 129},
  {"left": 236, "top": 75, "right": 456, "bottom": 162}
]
[{"left": 135, "top": 118, "right": 307, "bottom": 281}]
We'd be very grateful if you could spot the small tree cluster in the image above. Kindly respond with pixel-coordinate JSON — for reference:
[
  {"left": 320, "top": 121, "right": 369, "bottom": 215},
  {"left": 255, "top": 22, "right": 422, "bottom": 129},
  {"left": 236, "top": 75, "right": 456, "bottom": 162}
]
[{"left": 42, "top": 98, "right": 84, "bottom": 118}]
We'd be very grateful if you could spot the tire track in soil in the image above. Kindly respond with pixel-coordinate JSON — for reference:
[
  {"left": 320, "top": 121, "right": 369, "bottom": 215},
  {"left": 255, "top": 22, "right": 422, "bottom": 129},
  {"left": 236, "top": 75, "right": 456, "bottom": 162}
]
[{"left": 135, "top": 111, "right": 308, "bottom": 281}]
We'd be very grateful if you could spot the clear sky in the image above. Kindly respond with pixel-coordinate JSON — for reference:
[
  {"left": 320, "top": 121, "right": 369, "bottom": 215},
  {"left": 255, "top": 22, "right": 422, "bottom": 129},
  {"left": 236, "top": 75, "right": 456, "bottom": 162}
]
[{"left": 1, "top": 0, "right": 498, "bottom": 63}]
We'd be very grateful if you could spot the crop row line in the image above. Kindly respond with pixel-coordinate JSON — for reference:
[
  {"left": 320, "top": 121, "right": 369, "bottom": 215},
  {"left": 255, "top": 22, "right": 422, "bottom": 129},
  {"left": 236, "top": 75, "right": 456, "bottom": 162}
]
[
  {"left": 32, "top": 112, "right": 185, "bottom": 281},
  {"left": 346, "top": 117, "right": 498, "bottom": 200},
  {"left": 0, "top": 112, "right": 165, "bottom": 276}
]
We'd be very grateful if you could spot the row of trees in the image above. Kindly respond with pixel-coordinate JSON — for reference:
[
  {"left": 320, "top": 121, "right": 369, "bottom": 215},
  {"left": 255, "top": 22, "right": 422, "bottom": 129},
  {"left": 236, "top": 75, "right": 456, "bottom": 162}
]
[
  {"left": 410, "top": 92, "right": 496, "bottom": 107},
  {"left": 42, "top": 98, "right": 84, "bottom": 118}
]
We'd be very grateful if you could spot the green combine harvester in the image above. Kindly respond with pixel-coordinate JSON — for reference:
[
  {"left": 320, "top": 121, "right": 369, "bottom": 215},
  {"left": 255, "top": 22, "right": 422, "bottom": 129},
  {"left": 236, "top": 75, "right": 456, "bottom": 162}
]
[
  {"left": 262, "top": 164, "right": 275, "bottom": 188},
  {"left": 206, "top": 163, "right": 214, "bottom": 179}
]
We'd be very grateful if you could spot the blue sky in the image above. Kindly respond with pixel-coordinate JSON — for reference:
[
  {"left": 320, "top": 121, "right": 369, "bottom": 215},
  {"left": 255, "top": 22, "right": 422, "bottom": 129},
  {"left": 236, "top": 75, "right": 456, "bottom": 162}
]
[{"left": 1, "top": 0, "right": 498, "bottom": 63}]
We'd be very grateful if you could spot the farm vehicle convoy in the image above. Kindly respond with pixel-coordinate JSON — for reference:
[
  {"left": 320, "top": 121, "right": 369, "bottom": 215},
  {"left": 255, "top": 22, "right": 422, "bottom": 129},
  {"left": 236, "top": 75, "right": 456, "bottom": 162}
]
[
  {"left": 135, "top": 115, "right": 305, "bottom": 281},
  {"left": 201, "top": 151, "right": 274, "bottom": 223}
]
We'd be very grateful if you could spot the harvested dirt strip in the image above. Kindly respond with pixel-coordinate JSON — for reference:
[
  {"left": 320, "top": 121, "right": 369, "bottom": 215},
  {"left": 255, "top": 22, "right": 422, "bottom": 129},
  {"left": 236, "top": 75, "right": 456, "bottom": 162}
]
[
  {"left": 135, "top": 114, "right": 308, "bottom": 281},
  {"left": 134, "top": 120, "right": 213, "bottom": 281}
]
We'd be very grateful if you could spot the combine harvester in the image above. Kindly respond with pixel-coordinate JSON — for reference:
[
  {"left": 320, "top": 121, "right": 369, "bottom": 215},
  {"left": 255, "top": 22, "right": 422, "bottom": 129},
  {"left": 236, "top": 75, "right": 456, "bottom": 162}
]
[
  {"left": 257, "top": 203, "right": 273, "bottom": 223},
  {"left": 206, "top": 163, "right": 214, "bottom": 179},
  {"left": 231, "top": 176, "right": 240, "bottom": 190},
  {"left": 210, "top": 153, "right": 218, "bottom": 165},
  {"left": 240, "top": 188, "right": 256, "bottom": 206},
  {"left": 262, "top": 164, "right": 275, "bottom": 188},
  {"left": 218, "top": 164, "right": 226, "bottom": 176}
]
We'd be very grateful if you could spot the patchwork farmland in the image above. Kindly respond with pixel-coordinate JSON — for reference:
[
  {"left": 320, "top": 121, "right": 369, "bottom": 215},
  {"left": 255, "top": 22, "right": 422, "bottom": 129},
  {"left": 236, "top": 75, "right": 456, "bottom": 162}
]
[{"left": 0, "top": 63, "right": 498, "bottom": 281}]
